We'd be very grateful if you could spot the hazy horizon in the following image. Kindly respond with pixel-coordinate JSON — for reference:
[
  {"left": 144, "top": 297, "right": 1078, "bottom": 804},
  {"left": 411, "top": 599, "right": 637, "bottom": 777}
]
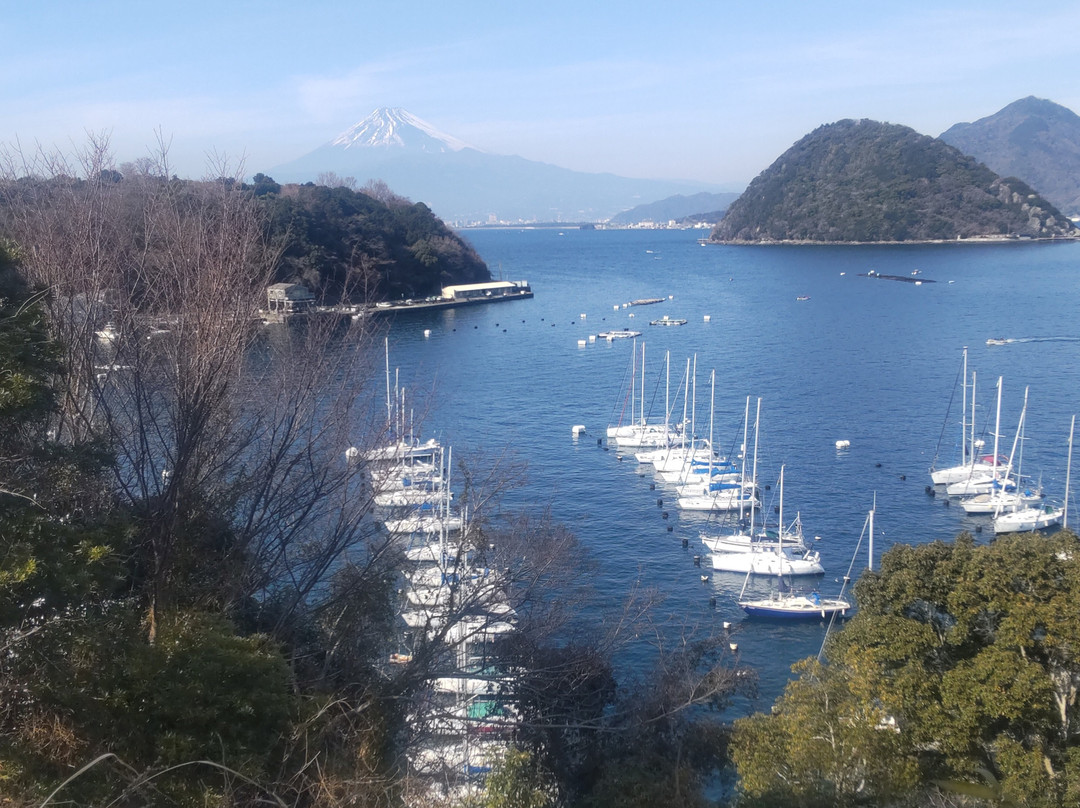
[{"left": 2, "top": 1, "right": 1078, "bottom": 186}]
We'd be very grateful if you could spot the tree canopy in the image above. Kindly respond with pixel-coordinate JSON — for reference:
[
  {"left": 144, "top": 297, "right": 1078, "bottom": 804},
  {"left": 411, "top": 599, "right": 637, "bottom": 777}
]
[{"left": 733, "top": 529, "right": 1080, "bottom": 807}]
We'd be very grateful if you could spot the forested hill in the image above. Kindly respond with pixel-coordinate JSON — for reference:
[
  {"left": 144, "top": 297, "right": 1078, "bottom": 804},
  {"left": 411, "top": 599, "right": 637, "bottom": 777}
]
[
  {"left": 252, "top": 177, "right": 490, "bottom": 301},
  {"left": 710, "top": 119, "right": 1078, "bottom": 244}
]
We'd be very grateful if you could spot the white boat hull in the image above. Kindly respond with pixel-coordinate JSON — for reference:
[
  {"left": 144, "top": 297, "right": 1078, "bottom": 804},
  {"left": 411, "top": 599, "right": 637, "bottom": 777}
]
[
  {"left": 993, "top": 505, "right": 1064, "bottom": 533},
  {"left": 711, "top": 548, "right": 824, "bottom": 575},
  {"left": 960, "top": 490, "right": 1042, "bottom": 514},
  {"left": 740, "top": 592, "right": 850, "bottom": 619}
]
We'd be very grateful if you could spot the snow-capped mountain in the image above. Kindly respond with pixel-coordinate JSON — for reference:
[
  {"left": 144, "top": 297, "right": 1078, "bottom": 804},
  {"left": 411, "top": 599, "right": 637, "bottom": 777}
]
[
  {"left": 269, "top": 108, "right": 722, "bottom": 223},
  {"left": 330, "top": 108, "right": 476, "bottom": 153}
]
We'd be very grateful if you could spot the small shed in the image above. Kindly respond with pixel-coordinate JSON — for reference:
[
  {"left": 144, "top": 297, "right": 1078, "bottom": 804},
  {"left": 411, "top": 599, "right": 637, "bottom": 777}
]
[{"left": 266, "top": 283, "right": 315, "bottom": 313}]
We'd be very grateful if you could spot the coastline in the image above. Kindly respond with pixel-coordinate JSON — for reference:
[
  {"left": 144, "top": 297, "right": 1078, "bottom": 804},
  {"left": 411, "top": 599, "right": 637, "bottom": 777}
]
[{"left": 706, "top": 234, "right": 1080, "bottom": 246}]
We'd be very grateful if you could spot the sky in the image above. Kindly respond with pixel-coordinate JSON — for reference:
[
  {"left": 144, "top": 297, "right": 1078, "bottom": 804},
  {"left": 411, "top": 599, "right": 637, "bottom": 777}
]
[{"left": 2, "top": 1, "right": 1078, "bottom": 189}]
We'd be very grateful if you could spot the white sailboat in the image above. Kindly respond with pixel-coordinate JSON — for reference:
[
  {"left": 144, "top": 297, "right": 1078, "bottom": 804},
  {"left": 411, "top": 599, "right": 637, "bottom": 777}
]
[
  {"left": 931, "top": 350, "right": 996, "bottom": 485},
  {"left": 677, "top": 373, "right": 760, "bottom": 513},
  {"left": 738, "top": 498, "right": 874, "bottom": 619},
  {"left": 712, "top": 465, "right": 823, "bottom": 575},
  {"left": 961, "top": 384, "right": 1042, "bottom": 514},
  {"left": 607, "top": 343, "right": 684, "bottom": 449},
  {"left": 994, "top": 414, "right": 1073, "bottom": 534}
]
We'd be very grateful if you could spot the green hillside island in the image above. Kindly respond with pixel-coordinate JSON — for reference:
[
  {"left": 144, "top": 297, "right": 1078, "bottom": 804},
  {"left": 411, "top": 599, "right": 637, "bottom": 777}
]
[
  {"left": 252, "top": 176, "right": 490, "bottom": 301},
  {"left": 710, "top": 119, "right": 1079, "bottom": 244}
]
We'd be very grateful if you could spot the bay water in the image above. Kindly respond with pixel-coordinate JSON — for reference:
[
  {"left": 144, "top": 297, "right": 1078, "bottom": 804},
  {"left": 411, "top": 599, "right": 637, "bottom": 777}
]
[{"left": 380, "top": 227, "right": 1080, "bottom": 709}]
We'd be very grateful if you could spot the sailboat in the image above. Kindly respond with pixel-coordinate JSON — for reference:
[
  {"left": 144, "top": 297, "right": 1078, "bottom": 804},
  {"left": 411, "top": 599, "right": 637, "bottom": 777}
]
[
  {"left": 994, "top": 414, "right": 1073, "bottom": 533},
  {"left": 739, "top": 498, "right": 875, "bottom": 619},
  {"left": 930, "top": 350, "right": 996, "bottom": 485},
  {"left": 677, "top": 372, "right": 759, "bottom": 512},
  {"left": 712, "top": 465, "right": 824, "bottom": 575},
  {"left": 606, "top": 343, "right": 684, "bottom": 449},
  {"left": 961, "top": 384, "right": 1042, "bottom": 514}
]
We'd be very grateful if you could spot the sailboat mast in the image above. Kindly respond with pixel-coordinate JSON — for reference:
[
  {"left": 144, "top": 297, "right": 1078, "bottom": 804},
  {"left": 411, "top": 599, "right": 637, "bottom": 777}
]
[
  {"left": 738, "top": 396, "right": 750, "bottom": 522},
  {"left": 778, "top": 465, "right": 785, "bottom": 572},
  {"left": 664, "top": 350, "right": 670, "bottom": 437},
  {"left": 1066, "top": 415, "right": 1075, "bottom": 529},
  {"left": 384, "top": 337, "right": 392, "bottom": 428},
  {"left": 691, "top": 355, "right": 697, "bottom": 439},
  {"left": 961, "top": 347, "right": 968, "bottom": 462},
  {"left": 992, "top": 377, "right": 1003, "bottom": 483},
  {"left": 971, "top": 371, "right": 977, "bottom": 465},
  {"left": 996, "top": 386, "right": 1028, "bottom": 517},
  {"left": 750, "top": 398, "right": 761, "bottom": 533},
  {"left": 640, "top": 342, "right": 646, "bottom": 426},
  {"left": 869, "top": 494, "right": 876, "bottom": 573},
  {"left": 682, "top": 358, "right": 691, "bottom": 449},
  {"left": 707, "top": 370, "right": 715, "bottom": 483}
]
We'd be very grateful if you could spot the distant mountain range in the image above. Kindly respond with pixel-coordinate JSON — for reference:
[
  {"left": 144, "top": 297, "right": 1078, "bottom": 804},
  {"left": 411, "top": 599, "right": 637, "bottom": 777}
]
[
  {"left": 940, "top": 96, "right": 1080, "bottom": 217},
  {"left": 268, "top": 108, "right": 723, "bottom": 224},
  {"left": 607, "top": 192, "right": 740, "bottom": 226},
  {"left": 710, "top": 119, "right": 1076, "bottom": 243}
]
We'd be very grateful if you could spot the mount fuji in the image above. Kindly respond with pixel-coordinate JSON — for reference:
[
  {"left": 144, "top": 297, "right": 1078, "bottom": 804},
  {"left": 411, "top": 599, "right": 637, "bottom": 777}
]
[{"left": 269, "top": 108, "right": 722, "bottom": 223}]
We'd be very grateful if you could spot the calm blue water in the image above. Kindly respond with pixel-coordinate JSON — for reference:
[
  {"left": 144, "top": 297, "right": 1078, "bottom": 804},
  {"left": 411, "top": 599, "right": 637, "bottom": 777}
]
[{"left": 380, "top": 228, "right": 1080, "bottom": 708}]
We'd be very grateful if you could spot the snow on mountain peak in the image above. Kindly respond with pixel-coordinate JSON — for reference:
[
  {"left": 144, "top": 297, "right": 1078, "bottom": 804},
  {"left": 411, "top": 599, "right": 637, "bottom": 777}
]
[{"left": 330, "top": 108, "right": 477, "bottom": 153}]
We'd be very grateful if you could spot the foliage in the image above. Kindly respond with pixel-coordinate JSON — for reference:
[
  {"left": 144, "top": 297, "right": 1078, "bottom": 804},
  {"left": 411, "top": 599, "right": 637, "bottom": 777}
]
[
  {"left": 472, "top": 748, "right": 557, "bottom": 808},
  {"left": 711, "top": 119, "right": 1078, "bottom": 243},
  {"left": 733, "top": 529, "right": 1080, "bottom": 807},
  {"left": 253, "top": 179, "right": 489, "bottom": 301}
]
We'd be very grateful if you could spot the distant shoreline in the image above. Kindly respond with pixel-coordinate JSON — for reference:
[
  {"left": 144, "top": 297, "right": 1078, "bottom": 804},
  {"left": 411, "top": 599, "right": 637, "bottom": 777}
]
[{"left": 707, "top": 234, "right": 1080, "bottom": 246}]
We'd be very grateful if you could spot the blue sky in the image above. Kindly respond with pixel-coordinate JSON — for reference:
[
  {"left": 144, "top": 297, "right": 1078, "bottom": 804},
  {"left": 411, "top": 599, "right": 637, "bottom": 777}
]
[{"left": 2, "top": 1, "right": 1078, "bottom": 188}]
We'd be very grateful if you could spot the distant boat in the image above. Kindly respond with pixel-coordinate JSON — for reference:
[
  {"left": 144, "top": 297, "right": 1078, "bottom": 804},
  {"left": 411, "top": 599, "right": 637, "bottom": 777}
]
[
  {"left": 986, "top": 337, "right": 1009, "bottom": 346},
  {"left": 796, "top": 295, "right": 810, "bottom": 301},
  {"left": 649, "top": 317, "right": 687, "bottom": 326},
  {"left": 599, "top": 329, "right": 641, "bottom": 340}
]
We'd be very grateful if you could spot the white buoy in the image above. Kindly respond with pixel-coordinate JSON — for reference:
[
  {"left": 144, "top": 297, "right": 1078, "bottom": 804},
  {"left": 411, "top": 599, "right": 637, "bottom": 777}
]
[
  {"left": 589, "top": 334, "right": 597, "bottom": 342},
  {"left": 580, "top": 313, "right": 587, "bottom": 319},
  {"left": 835, "top": 439, "right": 851, "bottom": 449},
  {"left": 577, "top": 339, "right": 587, "bottom": 347},
  {"left": 423, "top": 329, "right": 431, "bottom": 338},
  {"left": 703, "top": 314, "right": 711, "bottom": 322},
  {"left": 572, "top": 425, "right": 586, "bottom": 438},
  {"left": 345, "top": 446, "right": 360, "bottom": 464},
  {"left": 613, "top": 304, "right": 619, "bottom": 311}
]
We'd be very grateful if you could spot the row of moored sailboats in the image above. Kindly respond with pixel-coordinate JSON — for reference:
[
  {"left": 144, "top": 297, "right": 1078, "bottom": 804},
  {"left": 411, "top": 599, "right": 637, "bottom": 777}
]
[
  {"left": 606, "top": 343, "right": 865, "bottom": 618},
  {"left": 361, "top": 341, "right": 519, "bottom": 795},
  {"left": 929, "top": 348, "right": 1074, "bottom": 535}
]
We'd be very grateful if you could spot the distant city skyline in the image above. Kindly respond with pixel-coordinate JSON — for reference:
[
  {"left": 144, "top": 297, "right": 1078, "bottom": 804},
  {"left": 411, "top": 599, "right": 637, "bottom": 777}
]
[{"left": 2, "top": 1, "right": 1078, "bottom": 187}]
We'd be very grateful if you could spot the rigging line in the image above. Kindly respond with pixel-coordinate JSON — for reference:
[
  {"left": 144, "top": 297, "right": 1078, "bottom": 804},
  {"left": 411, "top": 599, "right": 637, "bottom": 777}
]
[
  {"left": 817, "top": 508, "right": 872, "bottom": 663},
  {"left": 607, "top": 343, "right": 635, "bottom": 428},
  {"left": 931, "top": 351, "right": 965, "bottom": 466}
]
